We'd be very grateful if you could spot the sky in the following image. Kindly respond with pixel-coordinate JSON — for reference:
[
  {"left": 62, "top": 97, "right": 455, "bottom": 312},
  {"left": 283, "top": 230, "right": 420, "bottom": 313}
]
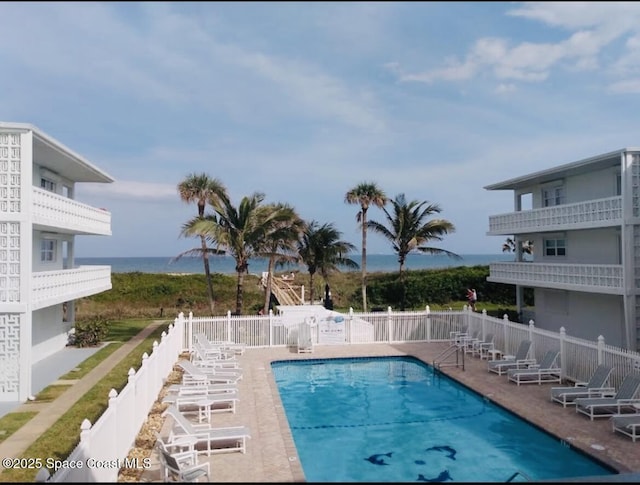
[{"left": 3, "top": 1, "right": 640, "bottom": 258}]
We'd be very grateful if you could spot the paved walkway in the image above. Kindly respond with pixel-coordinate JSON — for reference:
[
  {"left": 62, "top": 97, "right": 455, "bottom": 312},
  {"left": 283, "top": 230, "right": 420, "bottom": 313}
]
[{"left": 0, "top": 320, "right": 167, "bottom": 462}]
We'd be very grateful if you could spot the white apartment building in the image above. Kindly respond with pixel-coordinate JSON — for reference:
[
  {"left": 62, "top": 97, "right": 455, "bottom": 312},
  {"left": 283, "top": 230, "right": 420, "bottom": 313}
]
[
  {"left": 485, "top": 148, "right": 640, "bottom": 352},
  {"left": 0, "top": 122, "right": 113, "bottom": 402}
]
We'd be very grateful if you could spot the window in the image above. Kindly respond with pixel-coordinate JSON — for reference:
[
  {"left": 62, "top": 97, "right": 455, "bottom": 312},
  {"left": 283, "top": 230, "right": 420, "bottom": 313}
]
[
  {"left": 544, "top": 238, "right": 566, "bottom": 257},
  {"left": 542, "top": 185, "right": 565, "bottom": 207},
  {"left": 41, "top": 239, "right": 56, "bottom": 262},
  {"left": 40, "top": 178, "right": 56, "bottom": 192},
  {"left": 616, "top": 173, "right": 622, "bottom": 196}
]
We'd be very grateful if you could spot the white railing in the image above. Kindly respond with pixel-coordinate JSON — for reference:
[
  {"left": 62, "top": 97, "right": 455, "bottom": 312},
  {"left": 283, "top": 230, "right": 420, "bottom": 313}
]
[
  {"left": 32, "top": 187, "right": 112, "bottom": 236},
  {"left": 46, "top": 318, "right": 183, "bottom": 483},
  {"left": 487, "top": 196, "right": 622, "bottom": 235},
  {"left": 488, "top": 262, "right": 624, "bottom": 294},
  {"left": 31, "top": 266, "right": 112, "bottom": 310},
  {"left": 43, "top": 308, "right": 640, "bottom": 482}
]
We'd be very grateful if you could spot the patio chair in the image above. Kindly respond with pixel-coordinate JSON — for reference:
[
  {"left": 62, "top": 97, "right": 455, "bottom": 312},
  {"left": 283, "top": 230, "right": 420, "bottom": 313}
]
[
  {"left": 177, "top": 359, "right": 243, "bottom": 385},
  {"left": 190, "top": 341, "right": 240, "bottom": 369},
  {"left": 449, "top": 325, "right": 469, "bottom": 346},
  {"left": 162, "top": 386, "right": 239, "bottom": 415},
  {"left": 611, "top": 413, "right": 640, "bottom": 442},
  {"left": 156, "top": 437, "right": 210, "bottom": 482},
  {"left": 163, "top": 404, "right": 251, "bottom": 456},
  {"left": 472, "top": 333, "right": 495, "bottom": 359},
  {"left": 488, "top": 339, "right": 533, "bottom": 375},
  {"left": 460, "top": 329, "right": 481, "bottom": 354},
  {"left": 194, "top": 334, "right": 240, "bottom": 360},
  {"left": 297, "top": 320, "right": 314, "bottom": 353},
  {"left": 575, "top": 372, "right": 640, "bottom": 420},
  {"left": 550, "top": 364, "right": 615, "bottom": 407},
  {"left": 507, "top": 349, "right": 561, "bottom": 386},
  {"left": 195, "top": 333, "right": 246, "bottom": 355}
]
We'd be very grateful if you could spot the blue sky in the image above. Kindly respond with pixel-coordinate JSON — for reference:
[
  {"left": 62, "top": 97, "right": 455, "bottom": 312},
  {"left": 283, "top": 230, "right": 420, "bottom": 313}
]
[{"left": 3, "top": 1, "right": 640, "bottom": 257}]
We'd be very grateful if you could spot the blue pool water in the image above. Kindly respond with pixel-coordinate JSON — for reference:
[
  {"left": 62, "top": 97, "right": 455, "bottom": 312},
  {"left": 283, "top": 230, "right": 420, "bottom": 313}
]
[{"left": 271, "top": 357, "right": 616, "bottom": 483}]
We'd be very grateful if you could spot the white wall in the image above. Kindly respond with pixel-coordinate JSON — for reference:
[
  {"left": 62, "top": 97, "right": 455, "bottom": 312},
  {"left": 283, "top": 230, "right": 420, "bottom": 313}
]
[
  {"left": 31, "top": 304, "right": 70, "bottom": 363},
  {"left": 533, "top": 289, "right": 624, "bottom": 347}
]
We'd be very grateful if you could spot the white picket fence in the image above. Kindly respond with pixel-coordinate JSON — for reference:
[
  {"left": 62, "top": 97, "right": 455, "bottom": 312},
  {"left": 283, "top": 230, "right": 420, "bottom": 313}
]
[{"left": 42, "top": 306, "right": 640, "bottom": 482}]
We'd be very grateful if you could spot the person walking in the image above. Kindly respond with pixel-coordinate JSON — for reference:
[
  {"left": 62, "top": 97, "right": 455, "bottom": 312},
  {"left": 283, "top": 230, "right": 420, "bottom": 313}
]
[{"left": 467, "top": 288, "right": 477, "bottom": 311}]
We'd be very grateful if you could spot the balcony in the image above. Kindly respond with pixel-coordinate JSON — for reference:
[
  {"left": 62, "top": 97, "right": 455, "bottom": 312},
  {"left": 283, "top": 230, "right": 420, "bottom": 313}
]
[
  {"left": 32, "top": 187, "right": 112, "bottom": 236},
  {"left": 32, "top": 266, "right": 112, "bottom": 310},
  {"left": 487, "top": 262, "right": 624, "bottom": 294},
  {"left": 487, "top": 196, "right": 622, "bottom": 235}
]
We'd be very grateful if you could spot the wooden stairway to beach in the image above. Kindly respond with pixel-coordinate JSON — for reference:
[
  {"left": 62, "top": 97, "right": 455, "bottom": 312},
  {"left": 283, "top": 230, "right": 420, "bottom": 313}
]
[{"left": 263, "top": 273, "right": 305, "bottom": 306}]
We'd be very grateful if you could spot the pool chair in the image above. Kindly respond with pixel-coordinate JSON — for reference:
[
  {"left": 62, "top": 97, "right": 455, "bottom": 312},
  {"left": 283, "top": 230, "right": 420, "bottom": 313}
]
[
  {"left": 297, "top": 320, "right": 314, "bottom": 354},
  {"left": 195, "top": 333, "right": 246, "bottom": 355},
  {"left": 191, "top": 341, "right": 240, "bottom": 369},
  {"left": 449, "top": 325, "right": 469, "bottom": 346},
  {"left": 461, "top": 329, "right": 481, "bottom": 354},
  {"left": 155, "top": 436, "right": 210, "bottom": 482},
  {"left": 194, "top": 334, "right": 243, "bottom": 360},
  {"left": 575, "top": 371, "right": 640, "bottom": 421},
  {"left": 163, "top": 404, "right": 251, "bottom": 456},
  {"left": 177, "top": 359, "right": 243, "bottom": 385},
  {"left": 167, "top": 381, "right": 237, "bottom": 396},
  {"left": 488, "top": 339, "right": 533, "bottom": 375},
  {"left": 162, "top": 386, "right": 240, "bottom": 415},
  {"left": 507, "top": 349, "right": 561, "bottom": 386},
  {"left": 550, "top": 364, "right": 615, "bottom": 408},
  {"left": 611, "top": 413, "right": 640, "bottom": 442},
  {"left": 472, "top": 332, "right": 495, "bottom": 360}
]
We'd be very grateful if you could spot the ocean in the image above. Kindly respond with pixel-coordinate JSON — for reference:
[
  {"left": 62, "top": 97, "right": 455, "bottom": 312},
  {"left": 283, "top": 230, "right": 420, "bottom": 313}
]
[{"left": 74, "top": 253, "right": 514, "bottom": 275}]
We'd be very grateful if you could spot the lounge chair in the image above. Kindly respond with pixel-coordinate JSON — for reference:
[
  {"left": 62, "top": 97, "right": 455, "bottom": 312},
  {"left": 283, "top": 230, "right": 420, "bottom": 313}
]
[
  {"left": 460, "top": 329, "right": 481, "bottom": 354},
  {"left": 194, "top": 333, "right": 243, "bottom": 359},
  {"left": 163, "top": 404, "right": 251, "bottom": 456},
  {"left": 507, "top": 349, "right": 561, "bottom": 386},
  {"left": 611, "top": 413, "right": 640, "bottom": 442},
  {"left": 550, "top": 364, "right": 615, "bottom": 407},
  {"left": 297, "top": 320, "right": 314, "bottom": 353},
  {"left": 177, "top": 359, "right": 243, "bottom": 385},
  {"left": 162, "top": 387, "right": 240, "bottom": 416},
  {"left": 488, "top": 339, "right": 533, "bottom": 375},
  {"left": 191, "top": 341, "right": 240, "bottom": 369},
  {"left": 156, "top": 436, "right": 210, "bottom": 482},
  {"left": 472, "top": 333, "right": 495, "bottom": 359},
  {"left": 449, "top": 325, "right": 469, "bottom": 346},
  {"left": 575, "top": 372, "right": 640, "bottom": 420}
]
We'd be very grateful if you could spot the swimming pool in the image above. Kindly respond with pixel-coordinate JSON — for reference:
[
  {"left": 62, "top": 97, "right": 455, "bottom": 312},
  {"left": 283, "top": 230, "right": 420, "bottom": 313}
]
[{"left": 271, "top": 356, "right": 616, "bottom": 483}]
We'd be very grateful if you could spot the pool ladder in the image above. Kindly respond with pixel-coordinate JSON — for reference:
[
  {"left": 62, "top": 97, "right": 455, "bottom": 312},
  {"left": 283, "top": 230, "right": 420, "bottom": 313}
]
[
  {"left": 505, "top": 470, "right": 532, "bottom": 482},
  {"left": 433, "top": 343, "right": 465, "bottom": 371}
]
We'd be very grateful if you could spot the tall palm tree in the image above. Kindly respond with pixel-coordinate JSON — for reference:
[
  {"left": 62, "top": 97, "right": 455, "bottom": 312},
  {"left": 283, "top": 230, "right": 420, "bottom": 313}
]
[
  {"left": 297, "top": 221, "right": 359, "bottom": 304},
  {"left": 345, "top": 182, "right": 388, "bottom": 312},
  {"left": 184, "top": 192, "right": 295, "bottom": 315},
  {"left": 256, "top": 202, "right": 305, "bottom": 314},
  {"left": 177, "top": 173, "right": 227, "bottom": 315},
  {"left": 367, "top": 194, "right": 461, "bottom": 309}
]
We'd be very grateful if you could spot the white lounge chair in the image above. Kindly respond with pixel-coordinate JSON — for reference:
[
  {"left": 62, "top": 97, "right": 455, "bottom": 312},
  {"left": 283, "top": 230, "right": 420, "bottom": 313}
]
[
  {"left": 156, "top": 436, "right": 210, "bottom": 482},
  {"left": 488, "top": 339, "right": 533, "bottom": 375},
  {"left": 550, "top": 364, "right": 615, "bottom": 407},
  {"left": 162, "top": 387, "right": 239, "bottom": 415},
  {"left": 163, "top": 404, "right": 251, "bottom": 456},
  {"left": 507, "top": 349, "right": 561, "bottom": 386},
  {"left": 472, "top": 333, "right": 495, "bottom": 360},
  {"left": 611, "top": 413, "right": 640, "bottom": 442},
  {"left": 575, "top": 372, "right": 640, "bottom": 420},
  {"left": 297, "top": 319, "right": 314, "bottom": 354},
  {"left": 191, "top": 341, "right": 240, "bottom": 369},
  {"left": 177, "top": 359, "right": 243, "bottom": 385}
]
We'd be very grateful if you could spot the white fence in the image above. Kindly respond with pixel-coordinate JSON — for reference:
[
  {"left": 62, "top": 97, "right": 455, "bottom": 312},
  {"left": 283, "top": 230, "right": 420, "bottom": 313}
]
[
  {"left": 44, "top": 306, "right": 640, "bottom": 482},
  {"left": 44, "top": 317, "right": 183, "bottom": 482}
]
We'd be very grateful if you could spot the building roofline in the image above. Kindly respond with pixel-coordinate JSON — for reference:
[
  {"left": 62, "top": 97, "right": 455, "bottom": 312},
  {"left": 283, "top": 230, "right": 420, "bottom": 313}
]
[
  {"left": 0, "top": 122, "right": 115, "bottom": 183},
  {"left": 484, "top": 148, "right": 640, "bottom": 191}
]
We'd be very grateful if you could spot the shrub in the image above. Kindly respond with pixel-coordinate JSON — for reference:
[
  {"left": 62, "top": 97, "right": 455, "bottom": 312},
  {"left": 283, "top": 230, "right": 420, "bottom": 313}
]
[{"left": 70, "top": 315, "right": 110, "bottom": 347}]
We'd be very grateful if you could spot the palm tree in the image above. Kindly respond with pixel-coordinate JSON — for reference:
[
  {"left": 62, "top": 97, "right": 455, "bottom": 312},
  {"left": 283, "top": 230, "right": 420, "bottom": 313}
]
[
  {"left": 297, "top": 221, "right": 359, "bottom": 304},
  {"left": 184, "top": 192, "right": 295, "bottom": 315},
  {"left": 502, "top": 237, "right": 533, "bottom": 255},
  {"left": 367, "top": 194, "right": 461, "bottom": 309},
  {"left": 256, "top": 202, "right": 305, "bottom": 314},
  {"left": 177, "top": 173, "right": 227, "bottom": 315},
  {"left": 345, "top": 182, "right": 388, "bottom": 312}
]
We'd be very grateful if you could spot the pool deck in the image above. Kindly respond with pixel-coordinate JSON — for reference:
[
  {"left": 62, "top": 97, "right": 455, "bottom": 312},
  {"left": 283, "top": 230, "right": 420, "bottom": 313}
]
[{"left": 140, "top": 342, "right": 640, "bottom": 482}]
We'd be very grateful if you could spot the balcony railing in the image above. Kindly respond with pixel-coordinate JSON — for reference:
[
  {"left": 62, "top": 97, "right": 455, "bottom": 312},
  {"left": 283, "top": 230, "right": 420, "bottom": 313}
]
[
  {"left": 488, "top": 262, "right": 623, "bottom": 294},
  {"left": 487, "top": 196, "right": 622, "bottom": 235},
  {"left": 32, "top": 266, "right": 112, "bottom": 310},
  {"left": 32, "top": 187, "right": 112, "bottom": 235}
]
